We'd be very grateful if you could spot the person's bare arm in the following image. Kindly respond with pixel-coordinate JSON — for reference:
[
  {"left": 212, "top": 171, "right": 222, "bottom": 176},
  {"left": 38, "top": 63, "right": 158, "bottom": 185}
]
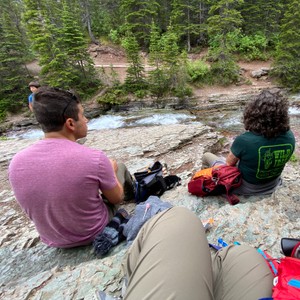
[
  {"left": 110, "top": 159, "right": 118, "bottom": 173},
  {"left": 101, "top": 159, "right": 124, "bottom": 204},
  {"left": 226, "top": 151, "right": 239, "bottom": 166},
  {"left": 102, "top": 183, "right": 124, "bottom": 205}
]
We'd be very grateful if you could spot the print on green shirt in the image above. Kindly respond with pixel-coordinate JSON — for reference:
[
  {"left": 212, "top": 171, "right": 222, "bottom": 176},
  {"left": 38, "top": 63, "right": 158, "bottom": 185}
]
[{"left": 257, "top": 144, "right": 293, "bottom": 179}]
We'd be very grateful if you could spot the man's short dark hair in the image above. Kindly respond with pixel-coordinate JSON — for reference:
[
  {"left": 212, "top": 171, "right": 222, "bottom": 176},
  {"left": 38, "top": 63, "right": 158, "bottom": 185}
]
[
  {"left": 243, "top": 88, "right": 290, "bottom": 139},
  {"left": 33, "top": 87, "right": 81, "bottom": 133}
]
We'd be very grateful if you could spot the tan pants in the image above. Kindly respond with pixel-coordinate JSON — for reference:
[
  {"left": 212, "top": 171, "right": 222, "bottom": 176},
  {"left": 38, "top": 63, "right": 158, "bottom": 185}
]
[
  {"left": 123, "top": 207, "right": 273, "bottom": 300},
  {"left": 202, "top": 152, "right": 226, "bottom": 169}
]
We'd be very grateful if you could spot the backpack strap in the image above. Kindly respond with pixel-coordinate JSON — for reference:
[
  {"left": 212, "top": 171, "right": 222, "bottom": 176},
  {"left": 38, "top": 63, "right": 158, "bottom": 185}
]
[
  {"left": 291, "top": 242, "right": 300, "bottom": 258},
  {"left": 226, "top": 191, "right": 240, "bottom": 205},
  {"left": 281, "top": 238, "right": 300, "bottom": 257},
  {"left": 257, "top": 248, "right": 279, "bottom": 276}
]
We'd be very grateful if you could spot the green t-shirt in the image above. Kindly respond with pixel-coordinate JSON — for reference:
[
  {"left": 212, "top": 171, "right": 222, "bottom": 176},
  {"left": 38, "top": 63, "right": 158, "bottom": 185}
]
[{"left": 231, "top": 130, "right": 295, "bottom": 184}]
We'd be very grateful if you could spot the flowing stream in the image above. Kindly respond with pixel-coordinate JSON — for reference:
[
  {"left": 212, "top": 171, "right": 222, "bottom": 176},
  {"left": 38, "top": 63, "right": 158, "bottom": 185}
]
[{"left": 6, "top": 105, "right": 300, "bottom": 140}]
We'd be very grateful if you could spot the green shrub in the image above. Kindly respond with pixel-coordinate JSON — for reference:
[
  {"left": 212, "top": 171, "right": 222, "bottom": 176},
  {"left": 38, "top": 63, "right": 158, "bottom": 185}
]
[
  {"left": 0, "top": 105, "right": 7, "bottom": 122},
  {"left": 187, "top": 60, "right": 210, "bottom": 83},
  {"left": 109, "top": 29, "right": 121, "bottom": 44},
  {"left": 173, "top": 86, "right": 193, "bottom": 98},
  {"left": 97, "top": 87, "right": 128, "bottom": 105},
  {"left": 271, "top": 58, "right": 300, "bottom": 92},
  {"left": 210, "top": 52, "right": 240, "bottom": 85},
  {"left": 123, "top": 79, "right": 148, "bottom": 94},
  {"left": 134, "top": 89, "right": 148, "bottom": 99},
  {"left": 225, "top": 31, "right": 269, "bottom": 61}
]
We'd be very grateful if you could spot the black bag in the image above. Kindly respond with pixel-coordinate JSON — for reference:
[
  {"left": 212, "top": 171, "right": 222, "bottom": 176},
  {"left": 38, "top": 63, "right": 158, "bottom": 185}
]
[
  {"left": 133, "top": 161, "right": 167, "bottom": 203},
  {"left": 281, "top": 238, "right": 300, "bottom": 258}
]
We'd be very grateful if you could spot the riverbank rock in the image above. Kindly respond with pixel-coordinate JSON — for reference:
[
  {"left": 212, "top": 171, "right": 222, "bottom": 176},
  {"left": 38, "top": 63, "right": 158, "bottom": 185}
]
[{"left": 0, "top": 122, "right": 299, "bottom": 300}]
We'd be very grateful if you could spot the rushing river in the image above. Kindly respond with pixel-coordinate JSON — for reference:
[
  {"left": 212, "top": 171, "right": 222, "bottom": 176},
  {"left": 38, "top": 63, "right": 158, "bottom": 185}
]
[{"left": 6, "top": 105, "right": 300, "bottom": 140}]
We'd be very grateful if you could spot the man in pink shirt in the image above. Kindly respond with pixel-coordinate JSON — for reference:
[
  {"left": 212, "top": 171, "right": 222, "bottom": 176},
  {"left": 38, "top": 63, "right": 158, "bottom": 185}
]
[{"left": 9, "top": 87, "right": 134, "bottom": 248}]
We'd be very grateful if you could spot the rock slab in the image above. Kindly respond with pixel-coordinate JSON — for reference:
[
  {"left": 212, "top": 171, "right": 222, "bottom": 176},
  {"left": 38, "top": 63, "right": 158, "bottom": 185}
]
[{"left": 0, "top": 123, "right": 299, "bottom": 299}]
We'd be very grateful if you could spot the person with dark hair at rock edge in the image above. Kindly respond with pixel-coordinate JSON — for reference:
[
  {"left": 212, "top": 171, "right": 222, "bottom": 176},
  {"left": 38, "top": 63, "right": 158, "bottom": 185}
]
[
  {"left": 96, "top": 206, "right": 274, "bottom": 300},
  {"left": 202, "top": 88, "right": 295, "bottom": 196},
  {"left": 9, "top": 87, "right": 135, "bottom": 248},
  {"left": 28, "top": 81, "right": 40, "bottom": 112}
]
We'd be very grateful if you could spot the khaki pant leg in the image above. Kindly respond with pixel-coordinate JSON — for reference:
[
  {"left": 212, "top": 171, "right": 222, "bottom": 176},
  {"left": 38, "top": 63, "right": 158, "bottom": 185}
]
[
  {"left": 116, "top": 162, "right": 128, "bottom": 186},
  {"left": 123, "top": 207, "right": 214, "bottom": 300},
  {"left": 202, "top": 152, "right": 225, "bottom": 168},
  {"left": 212, "top": 245, "right": 273, "bottom": 300},
  {"left": 116, "top": 162, "right": 135, "bottom": 201}
]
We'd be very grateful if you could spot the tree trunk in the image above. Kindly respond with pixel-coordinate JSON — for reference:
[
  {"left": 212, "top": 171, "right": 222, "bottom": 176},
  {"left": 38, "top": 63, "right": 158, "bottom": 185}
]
[
  {"left": 187, "top": 5, "right": 191, "bottom": 52},
  {"left": 86, "top": 16, "right": 99, "bottom": 45},
  {"left": 82, "top": 0, "right": 99, "bottom": 45}
]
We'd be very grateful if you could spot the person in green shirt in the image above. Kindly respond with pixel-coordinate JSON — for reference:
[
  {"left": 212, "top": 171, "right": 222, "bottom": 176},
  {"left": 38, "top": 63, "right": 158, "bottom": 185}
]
[{"left": 202, "top": 88, "right": 295, "bottom": 195}]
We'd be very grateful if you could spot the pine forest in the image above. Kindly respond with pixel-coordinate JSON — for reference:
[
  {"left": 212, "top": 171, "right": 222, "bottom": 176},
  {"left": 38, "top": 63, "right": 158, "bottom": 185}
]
[{"left": 0, "top": 0, "right": 300, "bottom": 120}]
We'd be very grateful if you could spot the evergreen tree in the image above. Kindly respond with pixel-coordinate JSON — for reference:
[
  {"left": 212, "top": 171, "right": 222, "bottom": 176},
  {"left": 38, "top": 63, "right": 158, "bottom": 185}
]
[
  {"left": 23, "top": 0, "right": 57, "bottom": 67},
  {"left": 148, "top": 24, "right": 190, "bottom": 98},
  {"left": 272, "top": 0, "right": 300, "bottom": 92},
  {"left": 121, "top": 34, "right": 147, "bottom": 93},
  {"left": 148, "top": 21, "right": 169, "bottom": 98},
  {"left": 81, "top": 0, "right": 122, "bottom": 39},
  {"left": 207, "top": 0, "right": 244, "bottom": 50},
  {"left": 156, "top": 0, "right": 173, "bottom": 34},
  {"left": 57, "top": 2, "right": 99, "bottom": 92},
  {"left": 0, "top": 0, "right": 29, "bottom": 120},
  {"left": 78, "top": 0, "right": 99, "bottom": 44},
  {"left": 148, "top": 22, "right": 164, "bottom": 69},
  {"left": 240, "top": 0, "right": 284, "bottom": 41},
  {"left": 170, "top": 0, "right": 207, "bottom": 51},
  {"left": 23, "top": 0, "right": 100, "bottom": 96},
  {"left": 207, "top": 0, "right": 243, "bottom": 85},
  {"left": 120, "top": 0, "right": 160, "bottom": 47},
  {"left": 162, "top": 29, "right": 190, "bottom": 95}
]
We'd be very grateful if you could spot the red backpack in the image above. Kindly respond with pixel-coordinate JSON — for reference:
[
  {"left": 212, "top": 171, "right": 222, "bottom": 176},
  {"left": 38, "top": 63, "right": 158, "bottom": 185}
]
[
  {"left": 188, "top": 165, "right": 242, "bottom": 205},
  {"left": 272, "top": 256, "right": 300, "bottom": 300}
]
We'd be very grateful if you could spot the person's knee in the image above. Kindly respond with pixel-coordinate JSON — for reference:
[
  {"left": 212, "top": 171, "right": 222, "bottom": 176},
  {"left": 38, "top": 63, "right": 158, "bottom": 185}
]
[
  {"left": 202, "top": 152, "right": 215, "bottom": 167},
  {"left": 155, "top": 206, "right": 203, "bottom": 234},
  {"left": 165, "top": 206, "right": 198, "bottom": 222}
]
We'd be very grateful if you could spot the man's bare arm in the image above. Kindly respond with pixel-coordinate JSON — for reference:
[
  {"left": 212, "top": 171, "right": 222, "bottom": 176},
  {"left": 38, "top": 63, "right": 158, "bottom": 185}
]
[
  {"left": 102, "top": 159, "right": 124, "bottom": 204},
  {"left": 102, "top": 183, "right": 124, "bottom": 205}
]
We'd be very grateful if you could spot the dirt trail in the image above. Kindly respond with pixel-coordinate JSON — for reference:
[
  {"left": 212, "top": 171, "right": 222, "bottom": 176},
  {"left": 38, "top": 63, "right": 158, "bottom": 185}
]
[
  {"left": 92, "top": 47, "right": 275, "bottom": 95},
  {"left": 27, "top": 46, "right": 275, "bottom": 96}
]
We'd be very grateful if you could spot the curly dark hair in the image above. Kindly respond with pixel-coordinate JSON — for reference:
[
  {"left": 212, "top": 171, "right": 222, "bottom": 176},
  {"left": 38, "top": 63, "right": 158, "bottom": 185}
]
[{"left": 243, "top": 88, "right": 290, "bottom": 139}]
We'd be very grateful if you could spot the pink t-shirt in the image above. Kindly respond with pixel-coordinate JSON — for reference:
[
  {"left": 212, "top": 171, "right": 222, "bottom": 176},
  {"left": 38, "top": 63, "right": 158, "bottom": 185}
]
[{"left": 9, "top": 138, "right": 118, "bottom": 248}]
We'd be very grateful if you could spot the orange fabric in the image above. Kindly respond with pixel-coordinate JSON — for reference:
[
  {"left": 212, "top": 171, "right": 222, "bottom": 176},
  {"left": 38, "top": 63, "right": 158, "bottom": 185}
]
[{"left": 192, "top": 165, "right": 221, "bottom": 180}]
